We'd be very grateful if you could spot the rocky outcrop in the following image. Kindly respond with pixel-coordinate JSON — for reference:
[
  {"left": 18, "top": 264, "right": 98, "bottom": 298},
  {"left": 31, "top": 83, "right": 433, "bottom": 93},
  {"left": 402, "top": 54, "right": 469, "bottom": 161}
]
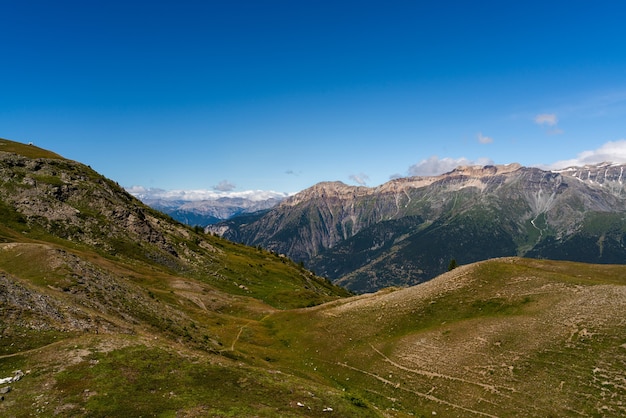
[{"left": 0, "top": 151, "right": 217, "bottom": 268}]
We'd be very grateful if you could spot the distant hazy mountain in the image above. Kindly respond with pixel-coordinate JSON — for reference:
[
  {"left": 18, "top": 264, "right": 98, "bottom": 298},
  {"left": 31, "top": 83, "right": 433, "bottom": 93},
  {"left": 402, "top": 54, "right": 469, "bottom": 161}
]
[
  {"left": 209, "top": 162, "right": 626, "bottom": 292},
  {"left": 128, "top": 187, "right": 288, "bottom": 226}
]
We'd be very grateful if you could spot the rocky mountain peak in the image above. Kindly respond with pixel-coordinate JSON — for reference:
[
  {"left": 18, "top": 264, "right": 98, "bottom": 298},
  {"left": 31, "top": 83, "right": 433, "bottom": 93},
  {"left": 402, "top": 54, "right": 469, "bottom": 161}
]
[
  {"left": 555, "top": 162, "right": 626, "bottom": 197},
  {"left": 447, "top": 162, "right": 523, "bottom": 177},
  {"left": 284, "top": 164, "right": 528, "bottom": 205},
  {"left": 556, "top": 161, "right": 625, "bottom": 181},
  {"left": 281, "top": 181, "right": 370, "bottom": 207}
]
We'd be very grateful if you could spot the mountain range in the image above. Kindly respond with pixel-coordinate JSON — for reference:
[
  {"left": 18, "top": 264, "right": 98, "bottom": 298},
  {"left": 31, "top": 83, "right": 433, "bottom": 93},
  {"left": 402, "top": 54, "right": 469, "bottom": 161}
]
[
  {"left": 129, "top": 188, "right": 287, "bottom": 226},
  {"left": 210, "top": 162, "right": 626, "bottom": 292},
  {"left": 1, "top": 137, "right": 626, "bottom": 417}
]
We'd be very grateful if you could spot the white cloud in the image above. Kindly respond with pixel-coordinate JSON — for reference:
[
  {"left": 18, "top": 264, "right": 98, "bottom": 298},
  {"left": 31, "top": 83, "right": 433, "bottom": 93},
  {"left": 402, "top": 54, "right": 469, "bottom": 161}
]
[
  {"left": 548, "top": 139, "right": 626, "bottom": 170},
  {"left": 349, "top": 173, "right": 370, "bottom": 186},
  {"left": 535, "top": 113, "right": 558, "bottom": 126},
  {"left": 408, "top": 156, "right": 494, "bottom": 177},
  {"left": 126, "top": 187, "right": 289, "bottom": 202},
  {"left": 213, "top": 180, "right": 236, "bottom": 192},
  {"left": 125, "top": 185, "right": 152, "bottom": 195},
  {"left": 534, "top": 113, "right": 563, "bottom": 135},
  {"left": 477, "top": 132, "right": 493, "bottom": 144}
]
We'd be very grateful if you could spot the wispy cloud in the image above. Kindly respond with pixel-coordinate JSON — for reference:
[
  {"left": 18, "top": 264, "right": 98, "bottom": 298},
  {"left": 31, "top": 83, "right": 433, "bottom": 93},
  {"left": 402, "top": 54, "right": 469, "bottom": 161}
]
[
  {"left": 551, "top": 90, "right": 626, "bottom": 120},
  {"left": 349, "top": 173, "right": 369, "bottom": 186},
  {"left": 477, "top": 132, "right": 493, "bottom": 144},
  {"left": 547, "top": 128, "right": 564, "bottom": 135},
  {"left": 534, "top": 113, "right": 563, "bottom": 135},
  {"left": 547, "top": 139, "right": 626, "bottom": 169},
  {"left": 407, "top": 156, "right": 494, "bottom": 177},
  {"left": 534, "top": 113, "right": 558, "bottom": 126},
  {"left": 213, "top": 180, "right": 236, "bottom": 192}
]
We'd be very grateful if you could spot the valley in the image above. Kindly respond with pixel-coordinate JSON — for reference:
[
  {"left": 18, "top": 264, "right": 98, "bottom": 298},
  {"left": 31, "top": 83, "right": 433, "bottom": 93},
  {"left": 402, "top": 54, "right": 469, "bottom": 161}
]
[{"left": 1, "top": 138, "right": 626, "bottom": 417}]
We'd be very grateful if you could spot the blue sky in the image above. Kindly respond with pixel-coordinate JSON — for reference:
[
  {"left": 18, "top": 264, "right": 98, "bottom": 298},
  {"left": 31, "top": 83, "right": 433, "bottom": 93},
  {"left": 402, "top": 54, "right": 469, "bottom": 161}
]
[{"left": 2, "top": 1, "right": 626, "bottom": 196}]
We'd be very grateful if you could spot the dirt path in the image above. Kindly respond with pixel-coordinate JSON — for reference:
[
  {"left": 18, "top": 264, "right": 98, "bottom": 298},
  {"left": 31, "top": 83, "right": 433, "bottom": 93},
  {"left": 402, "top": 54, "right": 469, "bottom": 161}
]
[
  {"left": 369, "top": 343, "right": 516, "bottom": 394},
  {"left": 0, "top": 339, "right": 69, "bottom": 360},
  {"left": 337, "top": 361, "right": 501, "bottom": 418}
]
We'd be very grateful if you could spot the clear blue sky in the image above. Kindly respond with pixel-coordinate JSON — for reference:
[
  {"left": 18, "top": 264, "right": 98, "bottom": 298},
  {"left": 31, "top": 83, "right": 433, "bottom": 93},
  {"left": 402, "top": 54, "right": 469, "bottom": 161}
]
[{"left": 2, "top": 1, "right": 626, "bottom": 194}]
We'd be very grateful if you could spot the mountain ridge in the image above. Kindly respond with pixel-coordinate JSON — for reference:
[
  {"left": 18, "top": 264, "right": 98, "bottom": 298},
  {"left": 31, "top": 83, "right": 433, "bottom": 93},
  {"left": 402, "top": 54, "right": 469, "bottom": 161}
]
[
  {"left": 0, "top": 138, "right": 348, "bottom": 307},
  {"left": 142, "top": 195, "right": 285, "bottom": 226},
  {"left": 211, "top": 162, "right": 626, "bottom": 292}
]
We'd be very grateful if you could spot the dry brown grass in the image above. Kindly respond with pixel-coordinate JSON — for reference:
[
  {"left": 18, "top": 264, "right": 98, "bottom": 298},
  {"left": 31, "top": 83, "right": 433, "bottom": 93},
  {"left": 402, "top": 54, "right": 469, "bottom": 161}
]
[{"left": 261, "top": 258, "right": 626, "bottom": 417}]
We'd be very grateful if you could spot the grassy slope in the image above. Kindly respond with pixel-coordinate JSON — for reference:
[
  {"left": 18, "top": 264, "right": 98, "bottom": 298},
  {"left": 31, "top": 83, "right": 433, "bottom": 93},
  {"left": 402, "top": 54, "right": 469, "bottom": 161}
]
[
  {"left": 0, "top": 138, "right": 362, "bottom": 416},
  {"left": 254, "top": 258, "right": 626, "bottom": 417},
  {"left": 0, "top": 138, "right": 65, "bottom": 159},
  {"left": 0, "top": 238, "right": 371, "bottom": 417},
  {"left": 2, "top": 238, "right": 626, "bottom": 417}
]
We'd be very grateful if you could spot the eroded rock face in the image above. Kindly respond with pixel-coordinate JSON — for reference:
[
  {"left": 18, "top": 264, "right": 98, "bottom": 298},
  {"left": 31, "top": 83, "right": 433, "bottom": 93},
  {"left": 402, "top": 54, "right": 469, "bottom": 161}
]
[{"left": 211, "top": 163, "right": 626, "bottom": 292}]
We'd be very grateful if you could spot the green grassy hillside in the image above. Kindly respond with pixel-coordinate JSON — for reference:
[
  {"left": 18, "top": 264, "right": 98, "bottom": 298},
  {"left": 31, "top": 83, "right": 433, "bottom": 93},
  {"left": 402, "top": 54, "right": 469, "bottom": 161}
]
[
  {"left": 0, "top": 138, "right": 64, "bottom": 159},
  {"left": 3, "top": 254, "right": 626, "bottom": 417}
]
